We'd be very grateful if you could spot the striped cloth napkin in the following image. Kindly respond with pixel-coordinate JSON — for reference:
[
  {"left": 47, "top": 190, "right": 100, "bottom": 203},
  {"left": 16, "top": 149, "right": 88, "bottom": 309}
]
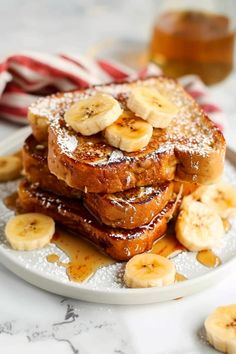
[{"left": 0, "top": 51, "right": 226, "bottom": 131}]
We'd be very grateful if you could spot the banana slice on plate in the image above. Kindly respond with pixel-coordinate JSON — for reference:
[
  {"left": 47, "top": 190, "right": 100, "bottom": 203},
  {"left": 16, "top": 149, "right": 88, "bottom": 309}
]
[
  {"left": 198, "top": 183, "right": 236, "bottom": 219},
  {"left": 205, "top": 304, "right": 236, "bottom": 354},
  {"left": 65, "top": 93, "right": 123, "bottom": 136},
  {"left": 0, "top": 155, "right": 22, "bottom": 182},
  {"left": 176, "top": 200, "right": 224, "bottom": 251},
  {"left": 104, "top": 111, "right": 153, "bottom": 152},
  {"left": 127, "top": 86, "right": 178, "bottom": 128},
  {"left": 5, "top": 213, "right": 55, "bottom": 251},
  {"left": 124, "top": 253, "right": 176, "bottom": 288}
]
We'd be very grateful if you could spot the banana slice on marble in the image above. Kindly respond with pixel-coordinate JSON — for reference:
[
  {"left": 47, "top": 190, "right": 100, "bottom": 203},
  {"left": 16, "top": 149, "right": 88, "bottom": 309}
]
[
  {"left": 0, "top": 155, "right": 22, "bottom": 182},
  {"left": 65, "top": 93, "right": 123, "bottom": 136},
  {"left": 124, "top": 253, "right": 176, "bottom": 288},
  {"left": 127, "top": 86, "right": 178, "bottom": 128},
  {"left": 5, "top": 213, "right": 55, "bottom": 251},
  {"left": 205, "top": 304, "right": 236, "bottom": 354},
  {"left": 175, "top": 200, "right": 224, "bottom": 251},
  {"left": 104, "top": 112, "right": 153, "bottom": 152}
]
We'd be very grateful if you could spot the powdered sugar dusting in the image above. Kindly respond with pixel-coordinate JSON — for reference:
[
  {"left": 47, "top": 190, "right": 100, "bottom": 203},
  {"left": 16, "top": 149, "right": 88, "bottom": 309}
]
[{"left": 29, "top": 77, "right": 224, "bottom": 165}]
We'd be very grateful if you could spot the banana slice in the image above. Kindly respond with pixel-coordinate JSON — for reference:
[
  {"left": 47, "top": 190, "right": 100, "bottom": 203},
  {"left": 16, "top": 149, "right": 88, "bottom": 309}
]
[
  {"left": 127, "top": 86, "right": 178, "bottom": 128},
  {"left": 124, "top": 253, "right": 176, "bottom": 288},
  {"left": 0, "top": 155, "right": 22, "bottom": 182},
  {"left": 5, "top": 213, "right": 55, "bottom": 251},
  {"left": 104, "top": 111, "right": 153, "bottom": 152},
  {"left": 205, "top": 304, "right": 236, "bottom": 354},
  {"left": 176, "top": 200, "right": 224, "bottom": 251},
  {"left": 65, "top": 93, "right": 123, "bottom": 136},
  {"left": 198, "top": 183, "right": 236, "bottom": 219}
]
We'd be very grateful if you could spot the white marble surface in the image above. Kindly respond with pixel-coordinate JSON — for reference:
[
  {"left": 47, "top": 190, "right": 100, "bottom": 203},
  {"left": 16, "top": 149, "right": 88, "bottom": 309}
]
[{"left": 0, "top": 1, "right": 236, "bottom": 353}]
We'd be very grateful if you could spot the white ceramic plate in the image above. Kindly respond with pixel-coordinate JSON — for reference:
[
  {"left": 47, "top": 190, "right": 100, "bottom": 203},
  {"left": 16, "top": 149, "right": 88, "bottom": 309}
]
[{"left": 0, "top": 127, "right": 236, "bottom": 305}]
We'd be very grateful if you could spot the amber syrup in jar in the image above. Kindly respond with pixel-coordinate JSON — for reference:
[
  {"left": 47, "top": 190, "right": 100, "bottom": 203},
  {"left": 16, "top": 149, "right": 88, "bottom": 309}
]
[{"left": 150, "top": 10, "right": 235, "bottom": 85}]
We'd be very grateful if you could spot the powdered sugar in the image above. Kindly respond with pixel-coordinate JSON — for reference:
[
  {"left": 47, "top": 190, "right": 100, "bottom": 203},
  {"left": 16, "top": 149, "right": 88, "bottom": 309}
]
[{"left": 29, "top": 77, "right": 223, "bottom": 167}]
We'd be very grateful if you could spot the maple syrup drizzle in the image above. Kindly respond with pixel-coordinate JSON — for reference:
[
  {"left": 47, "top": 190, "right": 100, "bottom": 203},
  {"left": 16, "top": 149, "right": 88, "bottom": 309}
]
[
  {"left": 175, "top": 273, "right": 188, "bottom": 282},
  {"left": 197, "top": 250, "right": 221, "bottom": 268},
  {"left": 151, "top": 233, "right": 185, "bottom": 258},
  {"left": 46, "top": 253, "right": 68, "bottom": 267},
  {"left": 4, "top": 191, "right": 18, "bottom": 210},
  {"left": 47, "top": 254, "right": 59, "bottom": 263},
  {"left": 47, "top": 229, "right": 114, "bottom": 283}
]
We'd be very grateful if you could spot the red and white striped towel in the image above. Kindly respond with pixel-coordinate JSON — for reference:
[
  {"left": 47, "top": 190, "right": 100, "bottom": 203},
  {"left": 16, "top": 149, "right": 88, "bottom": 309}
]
[{"left": 0, "top": 51, "right": 226, "bottom": 131}]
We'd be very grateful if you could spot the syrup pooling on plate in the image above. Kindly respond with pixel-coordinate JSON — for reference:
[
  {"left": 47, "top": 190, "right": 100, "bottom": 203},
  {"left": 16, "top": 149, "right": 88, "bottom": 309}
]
[
  {"left": 46, "top": 253, "right": 68, "bottom": 267},
  {"left": 47, "top": 254, "right": 59, "bottom": 263},
  {"left": 151, "top": 232, "right": 185, "bottom": 257},
  {"left": 48, "top": 229, "right": 114, "bottom": 282},
  {"left": 196, "top": 250, "right": 221, "bottom": 268},
  {"left": 47, "top": 227, "right": 186, "bottom": 284},
  {"left": 175, "top": 273, "right": 188, "bottom": 282}
]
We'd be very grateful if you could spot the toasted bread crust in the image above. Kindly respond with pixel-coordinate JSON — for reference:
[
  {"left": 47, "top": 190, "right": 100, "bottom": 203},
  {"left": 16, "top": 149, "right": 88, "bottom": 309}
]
[
  {"left": 18, "top": 180, "right": 177, "bottom": 261},
  {"left": 22, "top": 135, "right": 81, "bottom": 199},
  {"left": 84, "top": 183, "right": 174, "bottom": 229},
  {"left": 28, "top": 77, "right": 226, "bottom": 193}
]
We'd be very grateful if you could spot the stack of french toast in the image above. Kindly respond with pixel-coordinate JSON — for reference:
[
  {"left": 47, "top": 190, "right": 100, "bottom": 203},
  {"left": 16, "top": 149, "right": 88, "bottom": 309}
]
[{"left": 18, "top": 76, "right": 226, "bottom": 261}]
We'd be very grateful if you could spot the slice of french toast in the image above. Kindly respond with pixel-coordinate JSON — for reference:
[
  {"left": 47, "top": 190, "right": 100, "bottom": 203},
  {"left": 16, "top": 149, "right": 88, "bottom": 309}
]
[
  {"left": 23, "top": 134, "right": 176, "bottom": 229},
  {"left": 28, "top": 76, "right": 225, "bottom": 193},
  {"left": 84, "top": 183, "right": 174, "bottom": 229},
  {"left": 17, "top": 179, "right": 178, "bottom": 261},
  {"left": 22, "top": 135, "right": 82, "bottom": 199}
]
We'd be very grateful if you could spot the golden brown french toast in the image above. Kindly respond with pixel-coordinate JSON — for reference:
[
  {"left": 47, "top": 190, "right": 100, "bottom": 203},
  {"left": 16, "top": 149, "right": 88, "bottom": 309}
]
[
  {"left": 84, "top": 183, "right": 174, "bottom": 229},
  {"left": 28, "top": 76, "right": 225, "bottom": 193},
  {"left": 22, "top": 135, "right": 81, "bottom": 199},
  {"left": 17, "top": 179, "right": 178, "bottom": 261},
  {"left": 23, "top": 134, "right": 176, "bottom": 229}
]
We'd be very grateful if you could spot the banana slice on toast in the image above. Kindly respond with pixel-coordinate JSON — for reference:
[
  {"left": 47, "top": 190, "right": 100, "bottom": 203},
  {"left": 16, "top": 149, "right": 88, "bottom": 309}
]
[
  {"left": 65, "top": 93, "right": 123, "bottom": 136},
  {"left": 124, "top": 253, "right": 176, "bottom": 288},
  {"left": 127, "top": 86, "right": 178, "bottom": 128},
  {"left": 104, "top": 111, "right": 153, "bottom": 152},
  {"left": 205, "top": 304, "right": 236, "bottom": 354},
  {"left": 5, "top": 213, "right": 55, "bottom": 251}
]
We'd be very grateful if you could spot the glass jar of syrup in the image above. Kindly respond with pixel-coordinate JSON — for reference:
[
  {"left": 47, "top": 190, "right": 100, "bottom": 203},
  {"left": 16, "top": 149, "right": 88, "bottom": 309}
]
[{"left": 149, "top": 0, "right": 235, "bottom": 85}]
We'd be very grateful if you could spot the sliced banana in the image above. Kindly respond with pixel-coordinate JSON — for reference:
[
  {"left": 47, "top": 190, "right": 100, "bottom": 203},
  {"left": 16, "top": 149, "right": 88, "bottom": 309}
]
[
  {"left": 124, "top": 253, "right": 176, "bottom": 288},
  {"left": 5, "top": 213, "right": 55, "bottom": 251},
  {"left": 127, "top": 86, "right": 178, "bottom": 128},
  {"left": 104, "top": 111, "right": 153, "bottom": 152},
  {"left": 198, "top": 183, "right": 236, "bottom": 219},
  {"left": 0, "top": 155, "right": 22, "bottom": 182},
  {"left": 65, "top": 93, "right": 123, "bottom": 136},
  {"left": 176, "top": 200, "right": 224, "bottom": 251},
  {"left": 205, "top": 304, "right": 236, "bottom": 354}
]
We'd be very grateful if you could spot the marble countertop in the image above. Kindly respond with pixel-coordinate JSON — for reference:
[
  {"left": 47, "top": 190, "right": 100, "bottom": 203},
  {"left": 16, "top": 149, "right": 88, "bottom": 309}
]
[{"left": 0, "top": 1, "right": 236, "bottom": 353}]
